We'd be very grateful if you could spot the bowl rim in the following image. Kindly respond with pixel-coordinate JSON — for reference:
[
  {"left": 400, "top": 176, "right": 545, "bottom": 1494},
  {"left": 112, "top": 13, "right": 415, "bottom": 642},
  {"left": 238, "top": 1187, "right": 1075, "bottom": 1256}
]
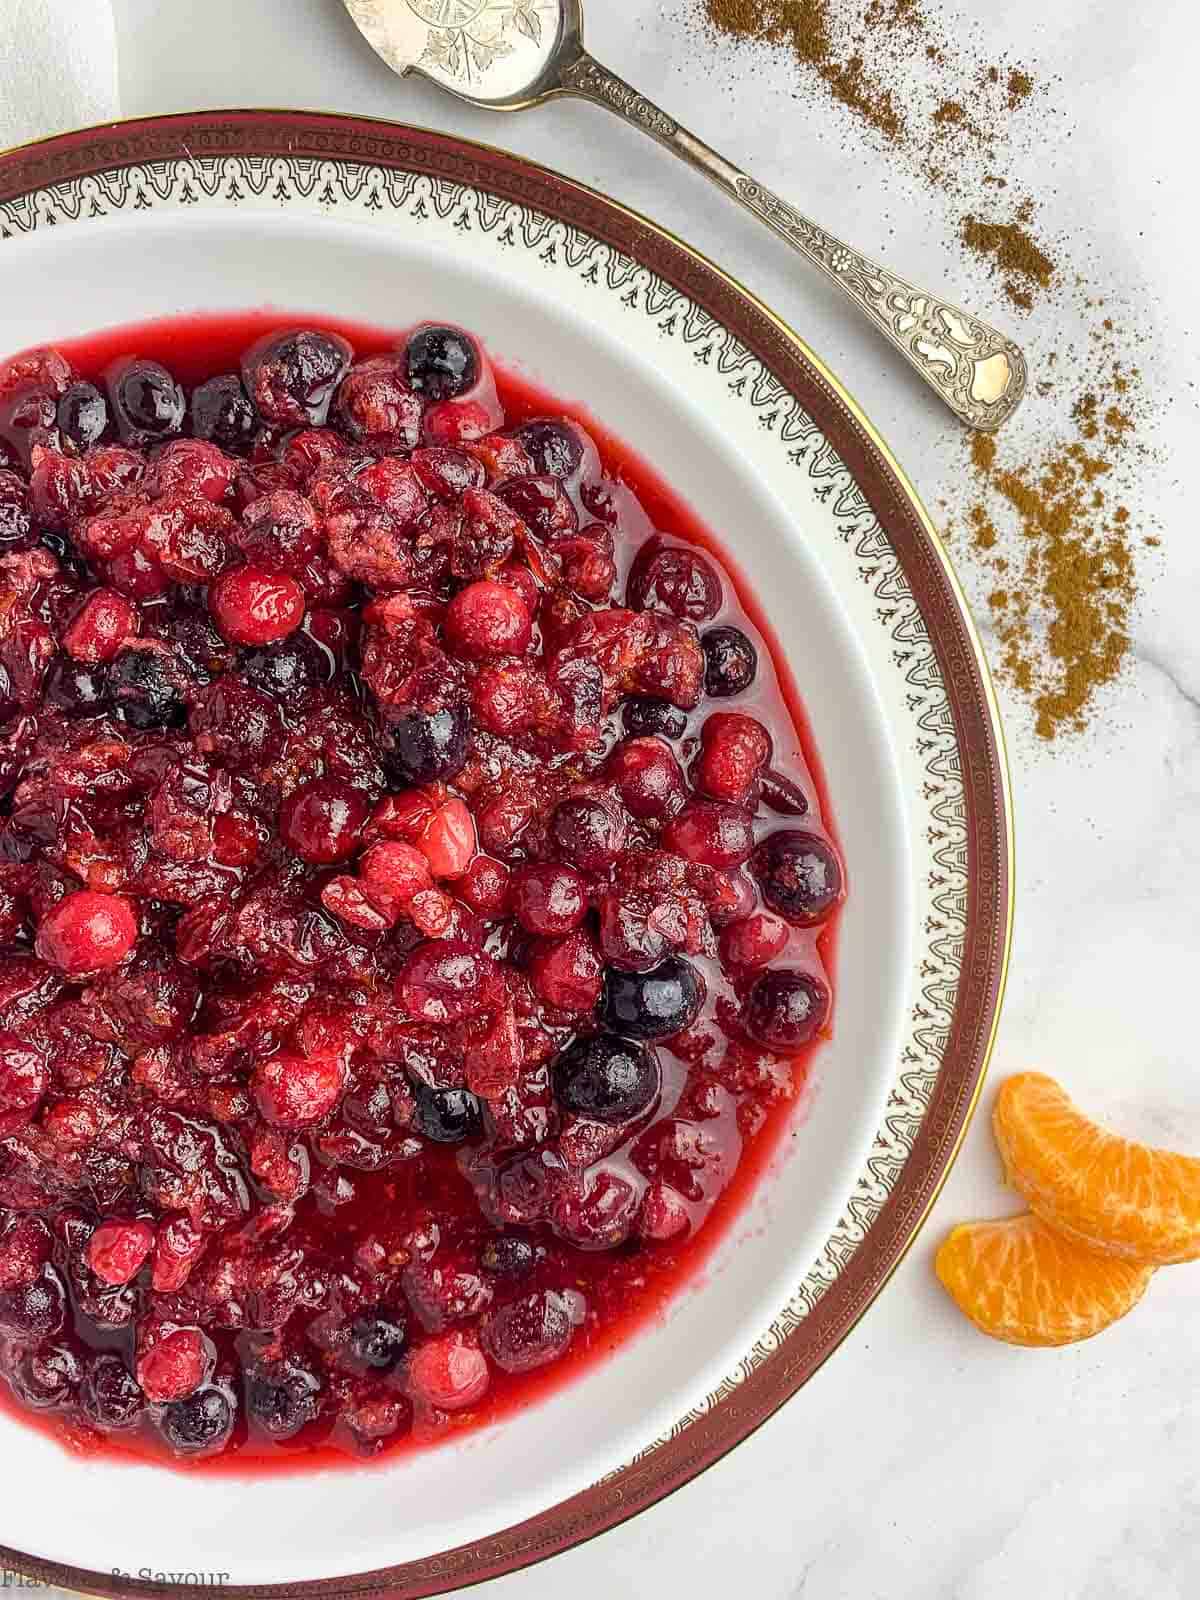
[{"left": 0, "top": 108, "right": 1013, "bottom": 1600}]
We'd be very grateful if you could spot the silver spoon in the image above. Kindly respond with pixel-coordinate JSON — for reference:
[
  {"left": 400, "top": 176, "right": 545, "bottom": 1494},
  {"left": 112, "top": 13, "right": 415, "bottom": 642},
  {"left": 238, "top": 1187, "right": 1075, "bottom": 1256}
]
[{"left": 342, "top": 0, "right": 1026, "bottom": 431}]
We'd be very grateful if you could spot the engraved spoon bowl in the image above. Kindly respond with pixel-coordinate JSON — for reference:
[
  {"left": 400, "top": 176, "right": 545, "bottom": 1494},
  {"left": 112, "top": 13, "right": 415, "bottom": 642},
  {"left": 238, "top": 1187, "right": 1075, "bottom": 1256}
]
[{"left": 344, "top": 0, "right": 1027, "bottom": 429}]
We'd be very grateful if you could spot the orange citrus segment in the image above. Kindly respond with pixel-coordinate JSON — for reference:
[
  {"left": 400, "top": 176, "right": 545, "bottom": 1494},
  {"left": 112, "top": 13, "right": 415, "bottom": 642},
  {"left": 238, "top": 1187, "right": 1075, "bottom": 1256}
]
[
  {"left": 994, "top": 1073, "right": 1200, "bottom": 1265},
  {"left": 935, "top": 1214, "right": 1154, "bottom": 1346}
]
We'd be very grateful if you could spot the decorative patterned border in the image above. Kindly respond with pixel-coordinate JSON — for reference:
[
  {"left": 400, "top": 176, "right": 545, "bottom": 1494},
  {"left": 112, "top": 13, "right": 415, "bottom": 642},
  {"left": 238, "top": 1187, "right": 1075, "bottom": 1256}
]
[{"left": 0, "top": 113, "right": 1011, "bottom": 1600}]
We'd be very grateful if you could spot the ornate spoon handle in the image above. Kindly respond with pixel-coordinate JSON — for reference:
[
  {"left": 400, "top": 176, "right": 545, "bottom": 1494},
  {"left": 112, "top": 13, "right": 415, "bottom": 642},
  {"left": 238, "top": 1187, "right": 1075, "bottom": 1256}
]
[{"left": 558, "top": 51, "right": 1026, "bottom": 431}]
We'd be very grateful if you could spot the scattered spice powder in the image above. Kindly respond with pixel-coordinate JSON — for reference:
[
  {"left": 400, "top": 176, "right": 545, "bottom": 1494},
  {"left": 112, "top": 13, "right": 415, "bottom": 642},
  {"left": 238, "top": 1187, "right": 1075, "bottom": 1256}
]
[{"left": 952, "top": 346, "right": 1150, "bottom": 741}]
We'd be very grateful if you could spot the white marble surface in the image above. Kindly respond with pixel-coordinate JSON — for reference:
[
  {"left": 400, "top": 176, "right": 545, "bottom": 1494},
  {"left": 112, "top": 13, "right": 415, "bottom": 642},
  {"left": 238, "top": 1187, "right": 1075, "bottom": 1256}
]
[{"left": 30, "top": 0, "right": 1200, "bottom": 1592}]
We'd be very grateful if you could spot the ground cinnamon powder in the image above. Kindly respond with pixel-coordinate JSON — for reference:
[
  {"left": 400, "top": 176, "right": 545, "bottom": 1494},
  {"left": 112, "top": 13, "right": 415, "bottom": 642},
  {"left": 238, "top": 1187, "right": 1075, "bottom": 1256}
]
[{"left": 953, "top": 347, "right": 1147, "bottom": 740}]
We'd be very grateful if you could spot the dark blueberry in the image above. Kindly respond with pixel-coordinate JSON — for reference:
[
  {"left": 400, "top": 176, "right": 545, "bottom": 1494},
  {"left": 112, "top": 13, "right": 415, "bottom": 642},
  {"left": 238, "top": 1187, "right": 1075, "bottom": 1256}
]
[
  {"left": 742, "top": 968, "right": 830, "bottom": 1050},
  {"left": 0, "top": 1268, "right": 66, "bottom": 1339},
  {"left": 79, "top": 1354, "right": 144, "bottom": 1430},
  {"left": 552, "top": 1033, "right": 661, "bottom": 1125},
  {"left": 43, "top": 655, "right": 110, "bottom": 718},
  {"left": 750, "top": 830, "right": 844, "bottom": 926},
  {"left": 621, "top": 696, "right": 688, "bottom": 741},
  {"left": 405, "top": 325, "right": 479, "bottom": 401},
  {"left": 242, "top": 330, "right": 353, "bottom": 428},
  {"left": 479, "top": 1234, "right": 541, "bottom": 1280},
  {"left": 105, "top": 358, "right": 185, "bottom": 446},
  {"left": 246, "top": 1361, "right": 322, "bottom": 1439},
  {"left": 411, "top": 1084, "right": 484, "bottom": 1145},
  {"left": 347, "top": 1313, "right": 408, "bottom": 1372},
  {"left": 239, "top": 632, "right": 327, "bottom": 700},
  {"left": 378, "top": 702, "right": 471, "bottom": 788},
  {"left": 600, "top": 956, "right": 705, "bottom": 1041},
  {"left": 108, "top": 647, "right": 187, "bottom": 731},
  {"left": 0, "top": 472, "right": 33, "bottom": 549},
  {"left": 514, "top": 420, "right": 583, "bottom": 480},
  {"left": 158, "top": 1385, "right": 235, "bottom": 1456},
  {"left": 9, "top": 1341, "right": 84, "bottom": 1410},
  {"left": 701, "top": 626, "right": 758, "bottom": 698},
  {"left": 161, "top": 608, "right": 234, "bottom": 687},
  {"left": 56, "top": 382, "right": 109, "bottom": 452},
  {"left": 190, "top": 374, "right": 258, "bottom": 449}
]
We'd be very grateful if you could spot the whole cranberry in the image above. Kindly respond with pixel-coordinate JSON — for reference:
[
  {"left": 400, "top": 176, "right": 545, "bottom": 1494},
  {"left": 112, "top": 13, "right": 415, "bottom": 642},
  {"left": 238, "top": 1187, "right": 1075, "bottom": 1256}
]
[
  {"left": 627, "top": 540, "right": 723, "bottom": 622},
  {"left": 253, "top": 1052, "right": 347, "bottom": 1130},
  {"left": 63, "top": 588, "right": 137, "bottom": 663},
  {"left": 528, "top": 928, "right": 603, "bottom": 1014},
  {"left": 720, "top": 910, "right": 790, "bottom": 970},
  {"left": 445, "top": 579, "right": 532, "bottom": 659},
  {"left": 663, "top": 801, "right": 755, "bottom": 868},
  {"left": 105, "top": 357, "right": 185, "bottom": 446},
  {"left": 209, "top": 564, "right": 306, "bottom": 646},
  {"left": 280, "top": 778, "right": 370, "bottom": 864},
  {"left": 407, "top": 1331, "right": 489, "bottom": 1411},
  {"left": 513, "top": 420, "right": 583, "bottom": 480},
  {"left": 189, "top": 676, "right": 284, "bottom": 763},
  {"left": 9, "top": 1341, "right": 84, "bottom": 1410},
  {"left": 236, "top": 489, "right": 323, "bottom": 573},
  {"left": 242, "top": 329, "right": 353, "bottom": 427},
  {"left": 511, "top": 863, "right": 588, "bottom": 937},
  {"left": 496, "top": 475, "right": 578, "bottom": 539},
  {"left": 606, "top": 737, "right": 687, "bottom": 821},
  {"left": 405, "top": 325, "right": 479, "bottom": 401},
  {"left": 0, "top": 1031, "right": 47, "bottom": 1134},
  {"left": 701, "top": 625, "right": 758, "bottom": 697},
  {"left": 750, "top": 830, "right": 845, "bottom": 926},
  {"left": 693, "top": 712, "right": 772, "bottom": 805},
  {"left": 333, "top": 354, "right": 423, "bottom": 452},
  {"left": 551, "top": 793, "right": 626, "bottom": 872},
  {"left": 483, "top": 1288, "right": 582, "bottom": 1374},
  {"left": 190, "top": 373, "right": 258, "bottom": 449},
  {"left": 87, "top": 1219, "right": 155, "bottom": 1286},
  {"left": 742, "top": 968, "right": 830, "bottom": 1050},
  {"left": 36, "top": 891, "right": 138, "bottom": 975},
  {"left": 396, "top": 941, "right": 499, "bottom": 1024},
  {"left": 456, "top": 855, "right": 511, "bottom": 917}
]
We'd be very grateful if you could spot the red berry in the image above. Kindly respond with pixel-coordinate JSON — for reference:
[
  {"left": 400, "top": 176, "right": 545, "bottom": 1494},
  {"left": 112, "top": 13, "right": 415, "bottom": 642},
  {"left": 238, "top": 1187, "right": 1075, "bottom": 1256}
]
[
  {"left": 35, "top": 891, "right": 137, "bottom": 975},
  {"left": 457, "top": 855, "right": 511, "bottom": 917},
  {"left": 359, "top": 840, "right": 433, "bottom": 915},
  {"left": 407, "top": 1331, "right": 490, "bottom": 1411},
  {"left": 87, "top": 1219, "right": 155, "bottom": 1286},
  {"left": 63, "top": 588, "right": 138, "bottom": 663},
  {"left": 423, "top": 399, "right": 493, "bottom": 446},
  {"left": 445, "top": 580, "right": 532, "bottom": 660},
  {"left": 280, "top": 778, "right": 370, "bottom": 864},
  {"left": 0, "top": 1032, "right": 48, "bottom": 1135},
  {"left": 253, "top": 1053, "right": 346, "bottom": 1130},
  {"left": 720, "top": 911, "right": 789, "bottom": 970},
  {"left": 137, "top": 1327, "right": 212, "bottom": 1403},
  {"left": 409, "top": 887, "right": 456, "bottom": 938},
  {"left": 605, "top": 737, "right": 687, "bottom": 820},
  {"left": 209, "top": 564, "right": 306, "bottom": 645},
  {"left": 528, "top": 928, "right": 603, "bottom": 1013},
  {"left": 663, "top": 801, "right": 756, "bottom": 868},
  {"left": 693, "top": 712, "right": 772, "bottom": 806},
  {"left": 511, "top": 863, "right": 588, "bottom": 937},
  {"left": 417, "top": 798, "right": 477, "bottom": 879}
]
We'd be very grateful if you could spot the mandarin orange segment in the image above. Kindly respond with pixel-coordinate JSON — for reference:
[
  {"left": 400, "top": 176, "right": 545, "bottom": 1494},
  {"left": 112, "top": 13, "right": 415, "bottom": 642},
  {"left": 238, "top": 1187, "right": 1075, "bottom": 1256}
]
[
  {"left": 994, "top": 1073, "right": 1200, "bottom": 1265},
  {"left": 935, "top": 1214, "right": 1154, "bottom": 1346}
]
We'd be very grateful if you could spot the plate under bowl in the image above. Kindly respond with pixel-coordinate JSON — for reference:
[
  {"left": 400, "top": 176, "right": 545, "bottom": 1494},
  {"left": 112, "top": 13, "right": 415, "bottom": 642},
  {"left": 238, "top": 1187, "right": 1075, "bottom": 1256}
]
[{"left": 0, "top": 112, "right": 1011, "bottom": 1600}]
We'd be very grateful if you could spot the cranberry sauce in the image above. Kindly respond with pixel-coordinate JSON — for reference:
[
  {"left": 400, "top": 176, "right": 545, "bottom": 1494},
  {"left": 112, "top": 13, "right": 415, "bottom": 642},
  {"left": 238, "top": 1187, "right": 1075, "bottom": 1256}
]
[{"left": 0, "top": 313, "right": 843, "bottom": 1472}]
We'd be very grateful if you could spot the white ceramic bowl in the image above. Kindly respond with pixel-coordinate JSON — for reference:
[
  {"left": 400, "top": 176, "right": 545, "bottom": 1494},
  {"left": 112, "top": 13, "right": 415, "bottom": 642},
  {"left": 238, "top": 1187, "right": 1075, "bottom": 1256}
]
[{"left": 0, "top": 114, "right": 1011, "bottom": 1598}]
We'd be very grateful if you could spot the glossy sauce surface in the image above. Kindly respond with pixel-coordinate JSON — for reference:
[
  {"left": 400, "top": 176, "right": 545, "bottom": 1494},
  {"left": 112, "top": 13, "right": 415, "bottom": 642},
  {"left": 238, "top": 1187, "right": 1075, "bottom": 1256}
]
[{"left": 0, "top": 313, "right": 841, "bottom": 1471}]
